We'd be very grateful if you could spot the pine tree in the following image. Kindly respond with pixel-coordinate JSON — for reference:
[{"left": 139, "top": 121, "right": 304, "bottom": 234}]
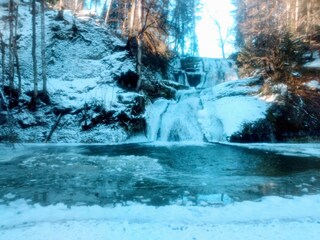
[
  {"left": 233, "top": 0, "right": 319, "bottom": 81},
  {"left": 171, "top": 0, "right": 200, "bottom": 56}
]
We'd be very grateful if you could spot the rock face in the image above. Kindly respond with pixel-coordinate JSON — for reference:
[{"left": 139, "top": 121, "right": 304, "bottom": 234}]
[{"left": 172, "top": 57, "right": 238, "bottom": 88}]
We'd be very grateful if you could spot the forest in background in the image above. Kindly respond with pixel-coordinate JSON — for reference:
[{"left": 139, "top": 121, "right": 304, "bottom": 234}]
[{"left": 1, "top": 0, "right": 319, "bottom": 100}]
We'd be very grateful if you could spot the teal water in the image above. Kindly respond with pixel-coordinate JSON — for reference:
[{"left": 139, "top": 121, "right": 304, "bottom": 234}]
[{"left": 1, "top": 143, "right": 320, "bottom": 206}]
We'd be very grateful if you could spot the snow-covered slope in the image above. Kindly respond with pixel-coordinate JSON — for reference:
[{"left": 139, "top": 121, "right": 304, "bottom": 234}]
[{"left": 1, "top": 4, "right": 146, "bottom": 143}]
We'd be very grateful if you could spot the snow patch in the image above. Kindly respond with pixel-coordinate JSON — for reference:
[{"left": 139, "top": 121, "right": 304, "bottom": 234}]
[
  {"left": 223, "top": 143, "right": 320, "bottom": 158},
  {"left": 1, "top": 195, "right": 320, "bottom": 240},
  {"left": 305, "top": 80, "right": 320, "bottom": 90}
]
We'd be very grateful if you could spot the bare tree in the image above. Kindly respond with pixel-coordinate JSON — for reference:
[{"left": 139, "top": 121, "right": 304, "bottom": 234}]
[{"left": 213, "top": 19, "right": 232, "bottom": 59}]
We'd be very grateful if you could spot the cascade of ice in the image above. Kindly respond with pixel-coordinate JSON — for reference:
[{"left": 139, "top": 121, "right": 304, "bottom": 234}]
[
  {"left": 146, "top": 90, "right": 206, "bottom": 142},
  {"left": 145, "top": 58, "right": 239, "bottom": 142}
]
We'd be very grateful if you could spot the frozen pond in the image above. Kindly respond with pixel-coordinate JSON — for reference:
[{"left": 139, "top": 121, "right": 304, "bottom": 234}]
[{"left": 1, "top": 143, "right": 320, "bottom": 206}]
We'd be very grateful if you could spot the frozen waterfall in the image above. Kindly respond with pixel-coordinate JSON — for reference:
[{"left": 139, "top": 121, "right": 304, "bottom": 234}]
[
  {"left": 145, "top": 58, "right": 240, "bottom": 142},
  {"left": 145, "top": 88, "right": 226, "bottom": 142},
  {"left": 146, "top": 90, "right": 206, "bottom": 142},
  {"left": 145, "top": 75, "right": 269, "bottom": 143}
]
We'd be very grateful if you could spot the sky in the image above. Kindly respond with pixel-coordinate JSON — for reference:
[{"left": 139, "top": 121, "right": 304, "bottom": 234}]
[{"left": 197, "top": 0, "right": 236, "bottom": 58}]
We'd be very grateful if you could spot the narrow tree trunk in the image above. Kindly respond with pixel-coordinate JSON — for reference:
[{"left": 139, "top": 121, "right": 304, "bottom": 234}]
[
  {"left": 74, "top": 0, "right": 78, "bottom": 12},
  {"left": 136, "top": 36, "right": 142, "bottom": 76},
  {"left": 129, "top": 0, "right": 136, "bottom": 34},
  {"left": 307, "top": 0, "right": 316, "bottom": 35},
  {"left": 95, "top": 0, "right": 98, "bottom": 14},
  {"left": 45, "top": 113, "right": 62, "bottom": 143},
  {"left": 135, "top": 0, "right": 142, "bottom": 91},
  {"left": 295, "top": 0, "right": 299, "bottom": 31},
  {"left": 32, "top": 0, "right": 38, "bottom": 99},
  {"left": 122, "top": 1, "right": 129, "bottom": 33},
  {"left": 41, "top": 0, "right": 47, "bottom": 95},
  {"left": 56, "top": 0, "right": 64, "bottom": 20},
  {"left": 181, "top": 21, "right": 185, "bottom": 56},
  {"left": 0, "top": 33, "right": 5, "bottom": 90},
  {"left": 13, "top": 38, "right": 21, "bottom": 96},
  {"left": 14, "top": 4, "right": 21, "bottom": 95},
  {"left": 286, "top": 2, "right": 290, "bottom": 30},
  {"left": 8, "top": 0, "right": 14, "bottom": 93},
  {"left": 104, "top": 0, "right": 113, "bottom": 24}
]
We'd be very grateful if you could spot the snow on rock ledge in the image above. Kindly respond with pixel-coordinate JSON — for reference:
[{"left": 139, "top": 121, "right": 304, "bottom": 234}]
[{"left": 198, "top": 77, "right": 270, "bottom": 141}]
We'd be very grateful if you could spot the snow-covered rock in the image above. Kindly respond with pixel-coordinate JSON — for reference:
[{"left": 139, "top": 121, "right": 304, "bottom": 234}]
[
  {"left": 303, "top": 51, "right": 320, "bottom": 69},
  {"left": 198, "top": 77, "right": 269, "bottom": 141}
]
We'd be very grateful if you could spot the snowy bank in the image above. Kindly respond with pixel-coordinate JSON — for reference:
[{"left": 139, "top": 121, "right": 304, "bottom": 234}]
[
  {"left": 1, "top": 194, "right": 320, "bottom": 240},
  {"left": 223, "top": 142, "right": 320, "bottom": 158}
]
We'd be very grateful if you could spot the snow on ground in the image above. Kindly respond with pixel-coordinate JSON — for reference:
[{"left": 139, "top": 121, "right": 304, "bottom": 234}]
[
  {"left": 305, "top": 80, "right": 320, "bottom": 90},
  {"left": 224, "top": 142, "right": 320, "bottom": 158},
  {"left": 303, "top": 51, "right": 320, "bottom": 69},
  {"left": 1, "top": 194, "right": 320, "bottom": 240},
  {"left": 303, "top": 59, "right": 320, "bottom": 69}
]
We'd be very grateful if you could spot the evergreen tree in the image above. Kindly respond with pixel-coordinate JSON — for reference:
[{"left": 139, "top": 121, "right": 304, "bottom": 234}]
[
  {"left": 171, "top": 0, "right": 200, "bottom": 56},
  {"left": 233, "top": 0, "right": 320, "bottom": 81}
]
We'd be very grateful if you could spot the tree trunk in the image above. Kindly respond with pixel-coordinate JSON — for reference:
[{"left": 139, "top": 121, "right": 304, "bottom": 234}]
[
  {"left": 295, "top": 0, "right": 299, "bottom": 30},
  {"left": 286, "top": 2, "right": 291, "bottom": 30},
  {"left": 135, "top": 0, "right": 142, "bottom": 91},
  {"left": 41, "top": 0, "right": 47, "bottom": 95},
  {"left": 129, "top": 0, "right": 136, "bottom": 34},
  {"left": 44, "top": 113, "right": 62, "bottom": 143},
  {"left": 74, "top": 0, "right": 78, "bottom": 12},
  {"left": 13, "top": 38, "right": 21, "bottom": 96},
  {"left": 56, "top": 0, "right": 64, "bottom": 20},
  {"left": 136, "top": 36, "right": 142, "bottom": 85},
  {"left": 14, "top": 4, "right": 21, "bottom": 95},
  {"left": 32, "top": 0, "right": 38, "bottom": 99},
  {"left": 104, "top": 0, "right": 113, "bottom": 24},
  {"left": 122, "top": 1, "right": 129, "bottom": 33},
  {"left": 0, "top": 33, "right": 5, "bottom": 90},
  {"left": 95, "top": 0, "right": 98, "bottom": 14},
  {"left": 8, "top": 0, "right": 14, "bottom": 93}
]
